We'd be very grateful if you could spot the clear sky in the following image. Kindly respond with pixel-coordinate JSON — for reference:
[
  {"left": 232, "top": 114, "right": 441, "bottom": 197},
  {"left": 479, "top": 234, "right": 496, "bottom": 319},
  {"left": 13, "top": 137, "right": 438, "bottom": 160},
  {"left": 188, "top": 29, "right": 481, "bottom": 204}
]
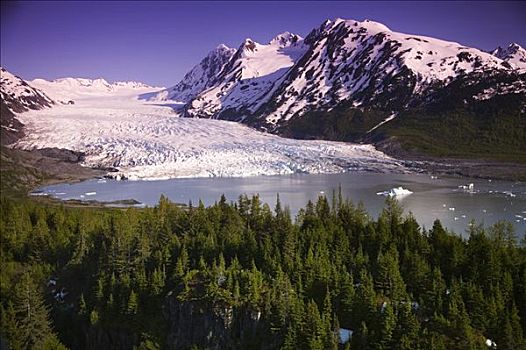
[{"left": 1, "top": 1, "right": 525, "bottom": 87}]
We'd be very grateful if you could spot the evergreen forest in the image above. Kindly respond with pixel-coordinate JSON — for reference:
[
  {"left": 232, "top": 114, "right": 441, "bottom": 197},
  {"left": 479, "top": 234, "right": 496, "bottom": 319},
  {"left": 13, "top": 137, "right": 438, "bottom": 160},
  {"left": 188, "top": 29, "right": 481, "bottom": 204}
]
[{"left": 0, "top": 193, "right": 525, "bottom": 349}]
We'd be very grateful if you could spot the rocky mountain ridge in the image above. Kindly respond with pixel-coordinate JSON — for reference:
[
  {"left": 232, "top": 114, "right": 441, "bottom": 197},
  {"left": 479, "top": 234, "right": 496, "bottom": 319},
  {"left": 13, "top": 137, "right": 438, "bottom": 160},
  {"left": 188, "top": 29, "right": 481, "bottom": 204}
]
[{"left": 147, "top": 18, "right": 525, "bottom": 136}]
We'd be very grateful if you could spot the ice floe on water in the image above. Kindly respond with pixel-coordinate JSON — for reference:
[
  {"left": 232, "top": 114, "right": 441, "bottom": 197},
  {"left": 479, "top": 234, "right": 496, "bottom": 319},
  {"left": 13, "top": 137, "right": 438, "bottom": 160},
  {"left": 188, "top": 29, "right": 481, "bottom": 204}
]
[
  {"left": 502, "top": 191, "right": 516, "bottom": 198},
  {"left": 458, "top": 183, "right": 475, "bottom": 193},
  {"left": 376, "top": 186, "right": 413, "bottom": 197},
  {"left": 13, "top": 93, "right": 410, "bottom": 180},
  {"left": 29, "top": 191, "right": 48, "bottom": 196}
]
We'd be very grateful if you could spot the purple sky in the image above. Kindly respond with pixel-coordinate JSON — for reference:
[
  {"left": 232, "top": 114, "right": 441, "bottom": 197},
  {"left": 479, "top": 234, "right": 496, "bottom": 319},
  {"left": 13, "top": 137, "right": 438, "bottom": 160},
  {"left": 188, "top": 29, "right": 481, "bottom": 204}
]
[{"left": 1, "top": 1, "right": 525, "bottom": 87}]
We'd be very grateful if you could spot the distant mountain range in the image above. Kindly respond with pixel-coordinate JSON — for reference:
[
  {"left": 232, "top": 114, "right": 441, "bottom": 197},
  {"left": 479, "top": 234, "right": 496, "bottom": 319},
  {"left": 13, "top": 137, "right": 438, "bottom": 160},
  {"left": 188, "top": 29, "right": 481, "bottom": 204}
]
[
  {"left": 0, "top": 70, "right": 160, "bottom": 144},
  {"left": 2, "top": 18, "right": 525, "bottom": 161}
]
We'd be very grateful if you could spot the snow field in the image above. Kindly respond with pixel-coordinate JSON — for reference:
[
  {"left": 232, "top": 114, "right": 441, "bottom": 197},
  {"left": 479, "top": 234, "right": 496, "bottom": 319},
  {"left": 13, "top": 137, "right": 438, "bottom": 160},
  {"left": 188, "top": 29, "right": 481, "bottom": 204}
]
[{"left": 14, "top": 93, "right": 408, "bottom": 180}]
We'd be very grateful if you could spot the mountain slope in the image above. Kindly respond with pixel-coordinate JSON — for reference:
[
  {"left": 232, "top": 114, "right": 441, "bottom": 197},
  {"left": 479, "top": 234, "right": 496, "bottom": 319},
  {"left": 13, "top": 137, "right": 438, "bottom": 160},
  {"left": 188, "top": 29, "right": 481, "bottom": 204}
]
[
  {"left": 184, "top": 32, "right": 308, "bottom": 119},
  {"left": 155, "top": 19, "right": 517, "bottom": 128},
  {"left": 1, "top": 67, "right": 54, "bottom": 113},
  {"left": 141, "top": 44, "right": 236, "bottom": 103},
  {"left": 491, "top": 43, "right": 526, "bottom": 69},
  {"left": 152, "top": 18, "right": 525, "bottom": 162},
  {"left": 253, "top": 19, "right": 511, "bottom": 127},
  {"left": 1, "top": 67, "right": 55, "bottom": 145}
]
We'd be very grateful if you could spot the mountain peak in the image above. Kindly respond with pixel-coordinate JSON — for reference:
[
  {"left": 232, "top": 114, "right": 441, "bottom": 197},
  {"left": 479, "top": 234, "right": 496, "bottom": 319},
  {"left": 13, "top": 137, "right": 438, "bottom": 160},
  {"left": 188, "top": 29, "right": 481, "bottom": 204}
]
[
  {"left": 509, "top": 42, "right": 524, "bottom": 50},
  {"left": 144, "top": 41, "right": 236, "bottom": 103},
  {"left": 269, "top": 31, "right": 302, "bottom": 47},
  {"left": 491, "top": 42, "right": 526, "bottom": 68},
  {"left": 215, "top": 43, "right": 234, "bottom": 52},
  {"left": 241, "top": 38, "right": 258, "bottom": 52},
  {"left": 340, "top": 18, "right": 391, "bottom": 33}
]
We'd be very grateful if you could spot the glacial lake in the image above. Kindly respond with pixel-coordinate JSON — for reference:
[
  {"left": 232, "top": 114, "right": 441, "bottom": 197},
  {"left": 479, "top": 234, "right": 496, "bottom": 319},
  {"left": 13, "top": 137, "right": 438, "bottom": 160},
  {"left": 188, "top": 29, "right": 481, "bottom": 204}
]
[{"left": 36, "top": 173, "right": 526, "bottom": 237}]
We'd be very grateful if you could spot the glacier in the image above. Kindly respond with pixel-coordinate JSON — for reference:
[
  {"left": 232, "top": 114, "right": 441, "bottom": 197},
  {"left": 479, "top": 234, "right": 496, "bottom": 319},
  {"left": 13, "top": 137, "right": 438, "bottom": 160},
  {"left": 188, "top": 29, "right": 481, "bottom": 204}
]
[{"left": 12, "top": 88, "right": 409, "bottom": 180}]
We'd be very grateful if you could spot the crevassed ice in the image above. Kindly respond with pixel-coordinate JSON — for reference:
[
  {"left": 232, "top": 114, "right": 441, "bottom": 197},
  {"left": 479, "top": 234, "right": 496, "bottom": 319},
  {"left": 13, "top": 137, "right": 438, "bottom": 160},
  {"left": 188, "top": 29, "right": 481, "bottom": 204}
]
[{"left": 14, "top": 92, "right": 408, "bottom": 180}]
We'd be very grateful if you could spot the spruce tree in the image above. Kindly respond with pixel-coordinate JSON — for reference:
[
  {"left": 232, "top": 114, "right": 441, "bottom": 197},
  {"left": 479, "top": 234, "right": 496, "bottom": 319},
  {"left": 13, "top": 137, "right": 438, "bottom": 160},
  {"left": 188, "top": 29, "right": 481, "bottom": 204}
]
[{"left": 12, "top": 273, "right": 61, "bottom": 349}]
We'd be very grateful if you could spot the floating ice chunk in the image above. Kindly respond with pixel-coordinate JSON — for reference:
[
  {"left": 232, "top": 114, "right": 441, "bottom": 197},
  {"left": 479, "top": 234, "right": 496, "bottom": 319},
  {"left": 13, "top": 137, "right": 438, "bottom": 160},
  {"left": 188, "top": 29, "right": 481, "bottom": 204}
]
[
  {"left": 85, "top": 192, "right": 96, "bottom": 196},
  {"left": 30, "top": 191, "right": 48, "bottom": 196},
  {"left": 376, "top": 186, "right": 413, "bottom": 197},
  {"left": 458, "top": 183, "right": 475, "bottom": 192}
]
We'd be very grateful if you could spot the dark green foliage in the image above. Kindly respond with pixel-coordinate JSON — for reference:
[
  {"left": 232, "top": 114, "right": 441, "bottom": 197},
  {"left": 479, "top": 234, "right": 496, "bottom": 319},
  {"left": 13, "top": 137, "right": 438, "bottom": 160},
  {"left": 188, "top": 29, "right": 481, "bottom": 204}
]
[
  {"left": 278, "top": 72, "right": 526, "bottom": 164},
  {"left": 1, "top": 194, "right": 525, "bottom": 349},
  {"left": 280, "top": 106, "right": 390, "bottom": 141}
]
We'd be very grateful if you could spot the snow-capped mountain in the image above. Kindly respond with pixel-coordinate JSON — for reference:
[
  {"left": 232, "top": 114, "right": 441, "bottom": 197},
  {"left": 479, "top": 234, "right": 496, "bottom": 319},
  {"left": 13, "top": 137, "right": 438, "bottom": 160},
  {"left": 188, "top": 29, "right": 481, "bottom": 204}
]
[
  {"left": 142, "top": 44, "right": 236, "bottom": 103},
  {"left": 152, "top": 18, "right": 523, "bottom": 132},
  {"left": 490, "top": 43, "right": 526, "bottom": 69},
  {"left": 1, "top": 67, "right": 54, "bottom": 113},
  {"left": 254, "top": 18, "right": 509, "bottom": 126},
  {"left": 31, "top": 77, "right": 162, "bottom": 102},
  {"left": 185, "top": 32, "right": 307, "bottom": 120}
]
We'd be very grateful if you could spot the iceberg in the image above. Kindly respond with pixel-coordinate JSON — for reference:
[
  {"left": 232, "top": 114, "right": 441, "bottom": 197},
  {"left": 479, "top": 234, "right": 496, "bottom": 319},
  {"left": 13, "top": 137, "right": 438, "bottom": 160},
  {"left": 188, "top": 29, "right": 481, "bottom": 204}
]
[
  {"left": 458, "top": 183, "right": 475, "bottom": 192},
  {"left": 376, "top": 186, "right": 413, "bottom": 197}
]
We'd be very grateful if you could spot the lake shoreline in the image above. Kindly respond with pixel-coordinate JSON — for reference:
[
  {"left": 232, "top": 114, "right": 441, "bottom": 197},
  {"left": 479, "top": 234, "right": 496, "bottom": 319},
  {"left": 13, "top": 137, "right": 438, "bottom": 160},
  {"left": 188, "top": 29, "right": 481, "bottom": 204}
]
[
  {"left": 408, "top": 158, "right": 526, "bottom": 182},
  {"left": 35, "top": 171, "right": 526, "bottom": 236}
]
